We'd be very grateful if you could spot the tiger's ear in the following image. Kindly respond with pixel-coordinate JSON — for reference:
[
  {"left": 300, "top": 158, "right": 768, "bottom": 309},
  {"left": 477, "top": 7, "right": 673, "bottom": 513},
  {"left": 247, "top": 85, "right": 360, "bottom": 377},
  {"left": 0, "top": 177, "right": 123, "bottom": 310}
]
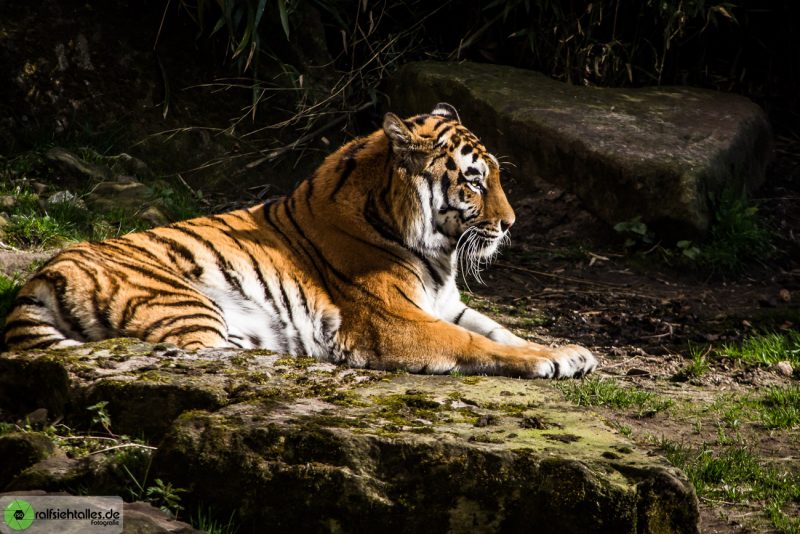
[
  {"left": 431, "top": 102, "right": 460, "bottom": 123},
  {"left": 383, "top": 112, "right": 428, "bottom": 174},
  {"left": 383, "top": 112, "right": 415, "bottom": 149}
]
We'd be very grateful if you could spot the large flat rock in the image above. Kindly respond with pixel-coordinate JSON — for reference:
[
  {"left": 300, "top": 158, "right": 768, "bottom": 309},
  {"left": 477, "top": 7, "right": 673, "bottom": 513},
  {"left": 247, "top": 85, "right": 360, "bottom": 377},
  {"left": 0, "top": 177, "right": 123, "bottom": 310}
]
[
  {"left": 388, "top": 61, "right": 772, "bottom": 236},
  {"left": 0, "top": 342, "right": 699, "bottom": 533}
]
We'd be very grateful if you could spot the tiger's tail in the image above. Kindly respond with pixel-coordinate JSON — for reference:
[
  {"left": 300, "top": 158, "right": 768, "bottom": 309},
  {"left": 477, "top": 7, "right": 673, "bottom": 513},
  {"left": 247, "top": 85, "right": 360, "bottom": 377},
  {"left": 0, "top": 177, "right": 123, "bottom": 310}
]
[{"left": 3, "top": 279, "right": 83, "bottom": 351}]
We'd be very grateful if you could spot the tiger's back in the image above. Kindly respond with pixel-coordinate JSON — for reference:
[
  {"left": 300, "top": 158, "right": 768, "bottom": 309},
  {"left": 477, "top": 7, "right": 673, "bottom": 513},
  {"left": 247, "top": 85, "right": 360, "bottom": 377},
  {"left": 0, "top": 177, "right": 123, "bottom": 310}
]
[{"left": 3, "top": 206, "right": 342, "bottom": 356}]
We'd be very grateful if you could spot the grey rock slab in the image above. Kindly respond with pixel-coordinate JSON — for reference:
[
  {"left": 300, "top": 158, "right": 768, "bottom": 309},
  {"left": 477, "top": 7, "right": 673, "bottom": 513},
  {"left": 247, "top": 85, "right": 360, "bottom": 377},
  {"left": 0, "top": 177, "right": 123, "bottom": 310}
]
[{"left": 388, "top": 61, "right": 772, "bottom": 236}]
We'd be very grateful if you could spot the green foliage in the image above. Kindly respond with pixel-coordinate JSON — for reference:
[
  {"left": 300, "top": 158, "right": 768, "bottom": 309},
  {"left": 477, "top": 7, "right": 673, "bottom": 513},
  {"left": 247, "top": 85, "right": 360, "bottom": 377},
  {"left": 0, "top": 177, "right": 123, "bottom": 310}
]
[
  {"left": 696, "top": 192, "right": 774, "bottom": 274},
  {"left": 720, "top": 331, "right": 800, "bottom": 367},
  {"left": 557, "top": 376, "right": 673, "bottom": 416},
  {"left": 661, "top": 439, "right": 800, "bottom": 533},
  {"left": 615, "top": 192, "right": 773, "bottom": 276},
  {"left": 614, "top": 217, "right": 654, "bottom": 248},
  {"left": 0, "top": 273, "right": 24, "bottom": 329},
  {"left": 0, "top": 180, "right": 148, "bottom": 248},
  {"left": 87, "top": 401, "right": 113, "bottom": 435},
  {"left": 176, "top": 0, "right": 292, "bottom": 72},
  {"left": 151, "top": 184, "right": 202, "bottom": 222},
  {"left": 477, "top": 0, "right": 737, "bottom": 86},
  {"left": 146, "top": 478, "right": 188, "bottom": 518}
]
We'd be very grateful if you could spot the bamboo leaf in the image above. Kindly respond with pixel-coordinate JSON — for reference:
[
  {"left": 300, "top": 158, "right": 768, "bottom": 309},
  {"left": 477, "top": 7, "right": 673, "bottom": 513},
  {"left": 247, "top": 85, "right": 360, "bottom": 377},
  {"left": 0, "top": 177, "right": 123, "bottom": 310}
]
[
  {"left": 278, "top": 0, "right": 290, "bottom": 40},
  {"left": 254, "top": 0, "right": 268, "bottom": 29}
]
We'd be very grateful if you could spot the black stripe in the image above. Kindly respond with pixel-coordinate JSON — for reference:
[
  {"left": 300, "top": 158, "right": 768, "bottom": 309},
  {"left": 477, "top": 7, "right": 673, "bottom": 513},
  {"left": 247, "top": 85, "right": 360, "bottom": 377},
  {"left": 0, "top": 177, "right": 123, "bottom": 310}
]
[
  {"left": 330, "top": 157, "right": 357, "bottom": 201},
  {"left": 393, "top": 285, "right": 438, "bottom": 323},
  {"left": 5, "top": 332, "right": 56, "bottom": 346},
  {"left": 141, "top": 232, "right": 202, "bottom": 274},
  {"left": 283, "top": 201, "right": 356, "bottom": 288},
  {"left": 262, "top": 202, "right": 336, "bottom": 300},
  {"left": 279, "top": 282, "right": 307, "bottom": 355},
  {"left": 304, "top": 174, "right": 316, "bottom": 211},
  {"left": 487, "top": 327, "right": 502, "bottom": 338},
  {"left": 142, "top": 312, "right": 223, "bottom": 339},
  {"left": 202, "top": 215, "right": 294, "bottom": 353},
  {"left": 29, "top": 271, "right": 88, "bottom": 341},
  {"left": 170, "top": 225, "right": 247, "bottom": 298},
  {"left": 435, "top": 125, "right": 454, "bottom": 144},
  {"left": 157, "top": 323, "right": 226, "bottom": 344},
  {"left": 13, "top": 296, "right": 45, "bottom": 308},
  {"left": 364, "top": 193, "right": 445, "bottom": 288},
  {"left": 3, "top": 319, "right": 48, "bottom": 331},
  {"left": 453, "top": 307, "right": 467, "bottom": 325}
]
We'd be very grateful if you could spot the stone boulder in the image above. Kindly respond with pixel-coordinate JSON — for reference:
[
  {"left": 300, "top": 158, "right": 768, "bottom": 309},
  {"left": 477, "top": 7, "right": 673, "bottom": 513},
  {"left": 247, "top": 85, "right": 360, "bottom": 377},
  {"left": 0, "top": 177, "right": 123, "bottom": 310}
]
[
  {"left": 388, "top": 61, "right": 772, "bottom": 237},
  {"left": 0, "top": 341, "right": 700, "bottom": 533},
  {"left": 0, "top": 432, "right": 60, "bottom": 487}
]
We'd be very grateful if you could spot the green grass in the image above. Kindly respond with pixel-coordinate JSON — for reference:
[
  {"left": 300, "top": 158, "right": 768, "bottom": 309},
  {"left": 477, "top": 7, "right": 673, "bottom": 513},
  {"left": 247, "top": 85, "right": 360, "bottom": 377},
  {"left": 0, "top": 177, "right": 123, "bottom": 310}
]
[
  {"left": 191, "top": 507, "right": 239, "bottom": 534},
  {"left": 557, "top": 376, "right": 673, "bottom": 416},
  {"left": 697, "top": 193, "right": 775, "bottom": 275},
  {"left": 0, "top": 273, "right": 24, "bottom": 328},
  {"left": 660, "top": 439, "right": 800, "bottom": 533},
  {"left": 705, "top": 386, "right": 800, "bottom": 432},
  {"left": 758, "top": 386, "right": 800, "bottom": 430},
  {"left": 720, "top": 331, "right": 800, "bottom": 367},
  {"left": 674, "top": 343, "right": 711, "bottom": 381}
]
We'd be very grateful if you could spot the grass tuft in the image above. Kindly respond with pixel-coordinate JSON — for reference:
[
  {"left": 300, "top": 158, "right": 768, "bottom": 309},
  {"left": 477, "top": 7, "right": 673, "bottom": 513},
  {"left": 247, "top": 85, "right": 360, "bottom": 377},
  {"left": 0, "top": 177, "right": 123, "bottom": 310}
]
[
  {"left": 674, "top": 343, "right": 711, "bottom": 381},
  {"left": 720, "top": 331, "right": 800, "bottom": 367},
  {"left": 758, "top": 386, "right": 800, "bottom": 430},
  {"left": 557, "top": 376, "right": 673, "bottom": 416}
]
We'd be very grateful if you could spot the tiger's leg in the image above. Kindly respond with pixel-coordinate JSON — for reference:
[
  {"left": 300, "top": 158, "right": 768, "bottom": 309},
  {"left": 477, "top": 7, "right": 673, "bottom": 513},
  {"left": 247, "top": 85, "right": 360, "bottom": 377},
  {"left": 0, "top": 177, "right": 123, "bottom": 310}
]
[
  {"left": 440, "top": 284, "right": 545, "bottom": 348},
  {"left": 363, "top": 311, "right": 596, "bottom": 378}
]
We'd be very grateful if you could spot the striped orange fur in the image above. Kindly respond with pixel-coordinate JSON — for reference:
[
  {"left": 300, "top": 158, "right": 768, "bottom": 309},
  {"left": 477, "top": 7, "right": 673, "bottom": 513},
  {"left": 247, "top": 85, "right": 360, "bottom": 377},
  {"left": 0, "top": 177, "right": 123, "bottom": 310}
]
[{"left": 3, "top": 104, "right": 596, "bottom": 378}]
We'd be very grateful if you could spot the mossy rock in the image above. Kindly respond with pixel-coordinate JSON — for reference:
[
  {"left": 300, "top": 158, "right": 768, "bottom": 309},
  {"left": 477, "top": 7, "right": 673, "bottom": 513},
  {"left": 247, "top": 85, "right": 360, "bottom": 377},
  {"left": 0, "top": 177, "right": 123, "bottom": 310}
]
[
  {"left": 0, "top": 342, "right": 699, "bottom": 531},
  {"left": 153, "top": 376, "right": 699, "bottom": 533},
  {"left": 0, "top": 432, "right": 60, "bottom": 488}
]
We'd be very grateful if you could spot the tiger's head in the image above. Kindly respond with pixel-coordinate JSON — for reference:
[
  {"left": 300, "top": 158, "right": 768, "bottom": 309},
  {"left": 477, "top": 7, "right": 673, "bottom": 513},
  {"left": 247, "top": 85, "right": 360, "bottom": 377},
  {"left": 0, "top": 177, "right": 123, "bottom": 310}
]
[{"left": 383, "top": 103, "right": 515, "bottom": 272}]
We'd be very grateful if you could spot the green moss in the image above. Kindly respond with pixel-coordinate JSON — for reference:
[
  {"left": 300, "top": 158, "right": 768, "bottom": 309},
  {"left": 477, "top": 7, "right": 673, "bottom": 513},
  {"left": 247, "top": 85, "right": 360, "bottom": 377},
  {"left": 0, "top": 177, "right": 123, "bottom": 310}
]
[
  {"left": 460, "top": 376, "right": 483, "bottom": 385},
  {"left": 274, "top": 356, "right": 317, "bottom": 369},
  {"left": 137, "top": 371, "right": 170, "bottom": 383},
  {"left": 228, "top": 354, "right": 255, "bottom": 366},
  {"left": 322, "top": 390, "right": 369, "bottom": 407},
  {"left": 370, "top": 393, "right": 447, "bottom": 428}
]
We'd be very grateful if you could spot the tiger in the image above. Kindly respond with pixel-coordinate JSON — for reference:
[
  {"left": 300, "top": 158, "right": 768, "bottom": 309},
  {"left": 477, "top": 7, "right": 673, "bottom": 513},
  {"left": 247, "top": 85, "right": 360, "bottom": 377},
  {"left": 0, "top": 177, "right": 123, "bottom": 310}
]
[{"left": 3, "top": 103, "right": 597, "bottom": 379}]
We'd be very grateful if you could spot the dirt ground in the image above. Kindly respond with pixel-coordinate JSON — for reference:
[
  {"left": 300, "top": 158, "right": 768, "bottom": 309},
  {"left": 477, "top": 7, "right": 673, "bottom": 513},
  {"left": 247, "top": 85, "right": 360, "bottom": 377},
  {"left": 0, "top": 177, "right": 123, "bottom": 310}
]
[{"left": 465, "top": 156, "right": 800, "bottom": 533}]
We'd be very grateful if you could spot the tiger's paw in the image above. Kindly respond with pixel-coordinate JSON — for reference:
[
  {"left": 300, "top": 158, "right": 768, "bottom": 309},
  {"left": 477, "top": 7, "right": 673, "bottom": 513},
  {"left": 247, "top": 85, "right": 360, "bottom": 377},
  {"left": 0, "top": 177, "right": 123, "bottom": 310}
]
[{"left": 534, "top": 345, "right": 597, "bottom": 379}]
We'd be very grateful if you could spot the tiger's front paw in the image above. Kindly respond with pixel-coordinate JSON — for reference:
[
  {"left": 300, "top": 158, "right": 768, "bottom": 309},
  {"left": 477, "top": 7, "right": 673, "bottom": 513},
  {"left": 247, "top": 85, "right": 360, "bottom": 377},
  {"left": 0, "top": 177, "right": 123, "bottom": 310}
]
[{"left": 534, "top": 344, "right": 597, "bottom": 379}]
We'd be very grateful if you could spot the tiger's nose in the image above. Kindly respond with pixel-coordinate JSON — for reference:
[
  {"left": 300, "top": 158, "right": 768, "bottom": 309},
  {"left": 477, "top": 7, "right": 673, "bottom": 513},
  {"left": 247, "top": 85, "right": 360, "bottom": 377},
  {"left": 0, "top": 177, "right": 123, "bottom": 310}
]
[{"left": 500, "top": 218, "right": 514, "bottom": 233}]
